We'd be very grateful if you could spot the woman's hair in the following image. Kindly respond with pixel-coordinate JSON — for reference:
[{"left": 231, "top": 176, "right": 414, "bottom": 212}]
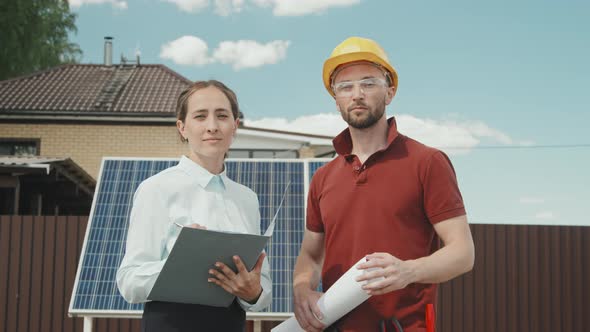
[{"left": 176, "top": 80, "right": 240, "bottom": 142}]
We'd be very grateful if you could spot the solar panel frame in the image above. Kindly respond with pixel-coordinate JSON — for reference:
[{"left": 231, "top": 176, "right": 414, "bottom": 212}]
[{"left": 69, "top": 157, "right": 331, "bottom": 319}]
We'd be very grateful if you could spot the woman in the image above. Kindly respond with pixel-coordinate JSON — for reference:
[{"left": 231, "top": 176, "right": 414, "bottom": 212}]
[{"left": 116, "top": 80, "right": 272, "bottom": 331}]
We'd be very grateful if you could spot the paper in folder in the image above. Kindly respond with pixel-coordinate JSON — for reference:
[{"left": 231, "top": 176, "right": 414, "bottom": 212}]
[{"left": 147, "top": 225, "right": 271, "bottom": 307}]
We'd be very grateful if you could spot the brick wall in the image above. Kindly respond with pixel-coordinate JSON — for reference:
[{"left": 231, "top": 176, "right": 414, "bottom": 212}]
[{"left": 0, "top": 123, "right": 186, "bottom": 179}]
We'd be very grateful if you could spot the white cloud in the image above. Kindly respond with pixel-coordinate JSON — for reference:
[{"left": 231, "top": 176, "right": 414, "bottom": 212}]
[
  {"left": 519, "top": 197, "right": 545, "bottom": 204},
  {"left": 165, "top": 0, "right": 361, "bottom": 16},
  {"left": 396, "top": 115, "right": 520, "bottom": 154},
  {"left": 395, "top": 116, "right": 480, "bottom": 154},
  {"left": 245, "top": 113, "right": 348, "bottom": 136},
  {"left": 160, "top": 37, "right": 290, "bottom": 69},
  {"left": 534, "top": 211, "right": 556, "bottom": 220},
  {"left": 245, "top": 113, "right": 519, "bottom": 155},
  {"left": 212, "top": 40, "right": 290, "bottom": 70},
  {"left": 70, "top": 0, "right": 127, "bottom": 9},
  {"left": 460, "top": 120, "right": 513, "bottom": 145},
  {"left": 214, "top": 0, "right": 245, "bottom": 16},
  {"left": 252, "top": 0, "right": 361, "bottom": 16},
  {"left": 160, "top": 36, "right": 212, "bottom": 66},
  {"left": 162, "top": 0, "right": 209, "bottom": 13}
]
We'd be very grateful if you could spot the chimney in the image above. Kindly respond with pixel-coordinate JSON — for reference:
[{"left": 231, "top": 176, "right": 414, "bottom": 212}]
[
  {"left": 104, "top": 36, "right": 113, "bottom": 66},
  {"left": 135, "top": 49, "right": 141, "bottom": 66}
]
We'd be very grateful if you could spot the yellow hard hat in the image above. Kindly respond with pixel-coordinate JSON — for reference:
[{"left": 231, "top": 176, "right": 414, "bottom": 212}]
[{"left": 322, "top": 36, "right": 398, "bottom": 97}]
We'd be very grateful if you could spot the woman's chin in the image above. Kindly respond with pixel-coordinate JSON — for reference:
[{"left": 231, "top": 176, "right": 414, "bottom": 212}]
[{"left": 193, "top": 148, "right": 227, "bottom": 160}]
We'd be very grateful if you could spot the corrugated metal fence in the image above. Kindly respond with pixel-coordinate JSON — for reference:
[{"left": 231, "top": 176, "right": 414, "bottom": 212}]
[
  {"left": 1, "top": 216, "right": 589, "bottom": 332},
  {"left": 438, "top": 224, "right": 590, "bottom": 332},
  {"left": 0, "top": 216, "right": 143, "bottom": 332},
  {"left": 1, "top": 216, "right": 87, "bottom": 332}
]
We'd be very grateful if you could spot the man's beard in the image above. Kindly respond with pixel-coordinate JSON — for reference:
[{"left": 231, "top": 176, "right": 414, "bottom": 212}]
[{"left": 339, "top": 97, "right": 386, "bottom": 129}]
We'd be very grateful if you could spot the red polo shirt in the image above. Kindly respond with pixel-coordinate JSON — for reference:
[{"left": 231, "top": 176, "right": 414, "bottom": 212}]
[{"left": 307, "top": 117, "right": 466, "bottom": 331}]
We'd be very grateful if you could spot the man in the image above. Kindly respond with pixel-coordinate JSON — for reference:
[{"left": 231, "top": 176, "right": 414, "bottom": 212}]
[{"left": 293, "top": 37, "right": 475, "bottom": 331}]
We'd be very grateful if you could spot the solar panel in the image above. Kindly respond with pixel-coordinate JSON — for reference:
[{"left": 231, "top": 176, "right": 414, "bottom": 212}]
[
  {"left": 308, "top": 161, "right": 328, "bottom": 182},
  {"left": 69, "top": 158, "right": 329, "bottom": 317}
]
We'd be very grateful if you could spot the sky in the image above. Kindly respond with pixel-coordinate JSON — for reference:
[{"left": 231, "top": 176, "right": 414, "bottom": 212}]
[{"left": 68, "top": 0, "right": 590, "bottom": 226}]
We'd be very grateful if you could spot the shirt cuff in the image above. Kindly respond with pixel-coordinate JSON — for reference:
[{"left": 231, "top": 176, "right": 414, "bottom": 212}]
[
  {"left": 141, "top": 260, "right": 166, "bottom": 298},
  {"left": 429, "top": 207, "right": 466, "bottom": 224},
  {"left": 118, "top": 260, "right": 166, "bottom": 303},
  {"left": 237, "top": 284, "right": 271, "bottom": 312}
]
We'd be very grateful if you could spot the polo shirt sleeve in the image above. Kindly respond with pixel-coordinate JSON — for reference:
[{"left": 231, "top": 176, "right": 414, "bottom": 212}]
[
  {"left": 422, "top": 151, "right": 467, "bottom": 224},
  {"left": 306, "top": 170, "right": 324, "bottom": 233}
]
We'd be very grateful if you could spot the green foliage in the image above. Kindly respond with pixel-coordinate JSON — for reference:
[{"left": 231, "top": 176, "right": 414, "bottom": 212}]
[{"left": 0, "top": 0, "right": 82, "bottom": 80}]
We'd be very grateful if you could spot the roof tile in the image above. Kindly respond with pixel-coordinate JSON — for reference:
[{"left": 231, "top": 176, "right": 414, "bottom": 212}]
[{"left": 0, "top": 64, "right": 191, "bottom": 115}]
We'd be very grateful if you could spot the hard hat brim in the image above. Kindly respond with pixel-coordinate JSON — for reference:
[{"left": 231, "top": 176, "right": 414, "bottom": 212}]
[{"left": 323, "top": 52, "right": 398, "bottom": 97}]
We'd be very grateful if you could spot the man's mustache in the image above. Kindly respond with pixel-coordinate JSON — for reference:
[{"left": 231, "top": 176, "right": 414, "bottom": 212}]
[{"left": 347, "top": 102, "right": 368, "bottom": 112}]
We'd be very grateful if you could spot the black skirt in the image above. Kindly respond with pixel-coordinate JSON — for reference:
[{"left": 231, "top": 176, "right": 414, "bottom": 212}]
[{"left": 141, "top": 299, "right": 246, "bottom": 332}]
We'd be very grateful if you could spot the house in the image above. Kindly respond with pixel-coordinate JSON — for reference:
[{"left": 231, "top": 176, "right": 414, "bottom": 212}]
[
  {"left": 0, "top": 38, "right": 334, "bottom": 215},
  {"left": 0, "top": 53, "right": 334, "bottom": 174}
]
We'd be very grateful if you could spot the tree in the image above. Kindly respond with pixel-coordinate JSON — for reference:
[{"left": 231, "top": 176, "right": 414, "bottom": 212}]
[{"left": 0, "top": 0, "right": 82, "bottom": 80}]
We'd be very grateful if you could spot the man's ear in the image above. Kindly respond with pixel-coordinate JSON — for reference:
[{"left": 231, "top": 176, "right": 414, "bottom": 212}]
[{"left": 385, "top": 86, "right": 396, "bottom": 105}]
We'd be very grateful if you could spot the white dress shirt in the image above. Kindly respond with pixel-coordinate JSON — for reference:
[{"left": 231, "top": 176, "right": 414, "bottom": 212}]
[{"left": 116, "top": 156, "right": 272, "bottom": 312}]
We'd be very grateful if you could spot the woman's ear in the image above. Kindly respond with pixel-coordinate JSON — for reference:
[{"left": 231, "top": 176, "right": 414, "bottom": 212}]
[
  {"left": 176, "top": 119, "right": 186, "bottom": 139},
  {"left": 233, "top": 118, "right": 240, "bottom": 134}
]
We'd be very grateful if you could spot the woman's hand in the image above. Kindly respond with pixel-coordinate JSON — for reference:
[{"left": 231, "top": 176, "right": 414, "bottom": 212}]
[
  {"left": 187, "top": 223, "right": 206, "bottom": 230},
  {"left": 208, "top": 253, "right": 266, "bottom": 303}
]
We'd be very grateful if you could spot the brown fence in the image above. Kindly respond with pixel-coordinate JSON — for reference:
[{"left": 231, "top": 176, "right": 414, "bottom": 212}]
[
  {"left": 1, "top": 215, "right": 87, "bottom": 332},
  {"left": 1, "top": 215, "right": 589, "bottom": 332},
  {"left": 437, "top": 224, "right": 590, "bottom": 332}
]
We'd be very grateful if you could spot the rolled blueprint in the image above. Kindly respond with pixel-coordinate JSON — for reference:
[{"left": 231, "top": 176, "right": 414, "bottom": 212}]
[{"left": 272, "top": 257, "right": 381, "bottom": 331}]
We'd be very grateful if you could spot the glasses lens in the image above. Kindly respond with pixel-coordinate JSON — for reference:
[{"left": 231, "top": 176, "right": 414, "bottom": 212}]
[{"left": 333, "top": 78, "right": 386, "bottom": 97}]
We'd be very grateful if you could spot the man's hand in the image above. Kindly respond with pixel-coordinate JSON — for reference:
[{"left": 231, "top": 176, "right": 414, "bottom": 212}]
[
  {"left": 208, "top": 253, "right": 265, "bottom": 303},
  {"left": 293, "top": 284, "right": 325, "bottom": 332},
  {"left": 355, "top": 253, "right": 417, "bottom": 296}
]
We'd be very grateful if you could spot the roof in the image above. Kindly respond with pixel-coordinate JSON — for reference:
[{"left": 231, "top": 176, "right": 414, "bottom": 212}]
[
  {"left": 0, "top": 156, "right": 65, "bottom": 166},
  {"left": 0, "top": 63, "right": 335, "bottom": 146},
  {"left": 0, "top": 156, "right": 96, "bottom": 195},
  {"left": 0, "top": 64, "right": 191, "bottom": 116},
  {"left": 238, "top": 127, "right": 333, "bottom": 145},
  {"left": 242, "top": 126, "right": 334, "bottom": 140}
]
